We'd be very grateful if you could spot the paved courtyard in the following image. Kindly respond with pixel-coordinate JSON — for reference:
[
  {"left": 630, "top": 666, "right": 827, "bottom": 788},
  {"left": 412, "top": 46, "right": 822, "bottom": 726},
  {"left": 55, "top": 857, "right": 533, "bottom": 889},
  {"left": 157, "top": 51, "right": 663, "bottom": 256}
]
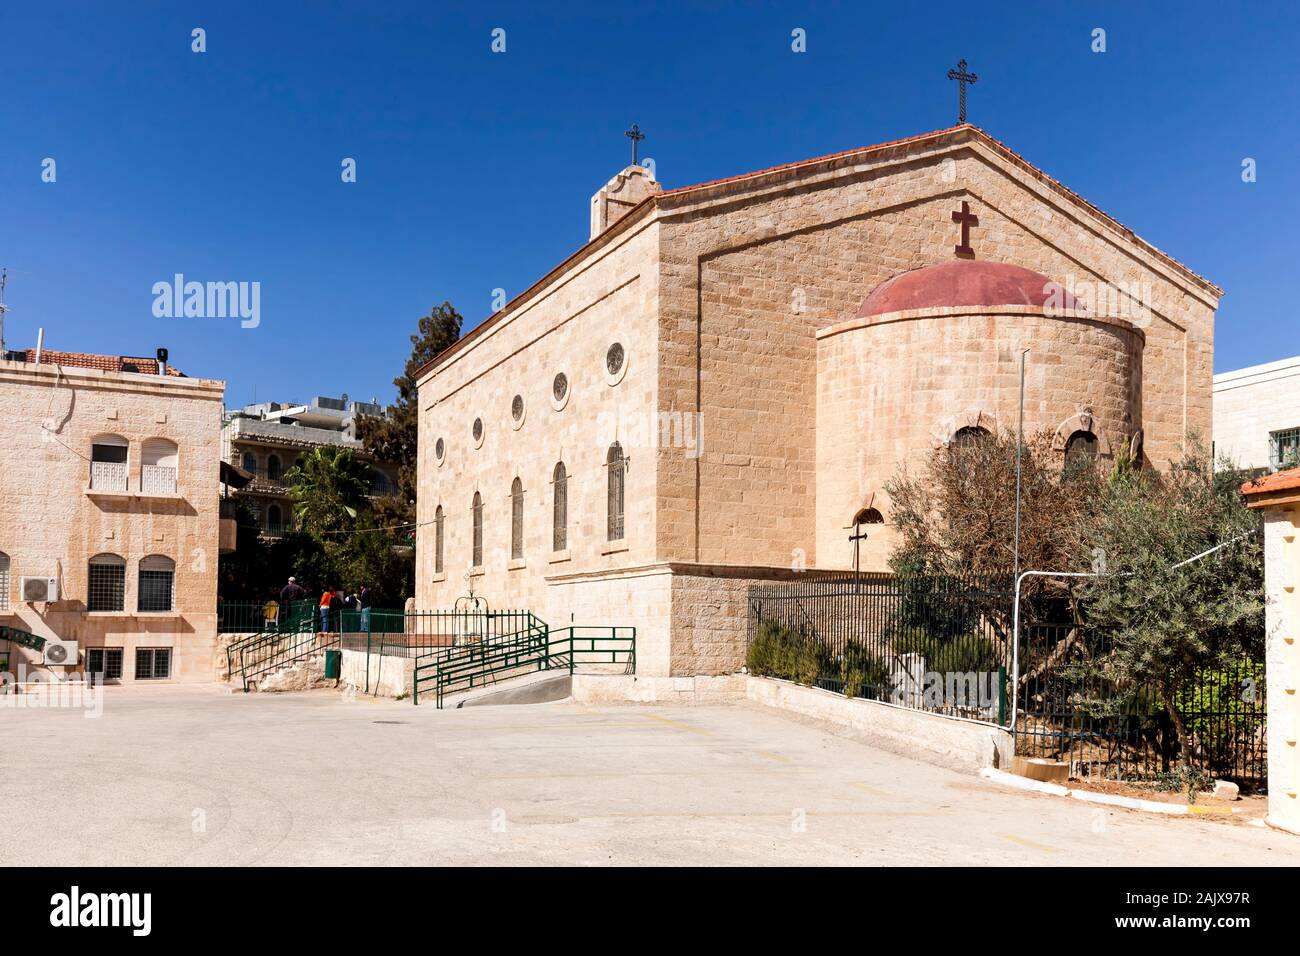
[{"left": 3, "top": 684, "right": 1298, "bottom": 866}]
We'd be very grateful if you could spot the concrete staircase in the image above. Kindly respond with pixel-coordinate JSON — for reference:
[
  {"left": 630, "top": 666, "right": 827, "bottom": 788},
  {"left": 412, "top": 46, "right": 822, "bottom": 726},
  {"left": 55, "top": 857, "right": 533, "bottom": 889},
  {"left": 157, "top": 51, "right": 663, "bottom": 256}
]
[{"left": 230, "top": 653, "right": 329, "bottom": 693}]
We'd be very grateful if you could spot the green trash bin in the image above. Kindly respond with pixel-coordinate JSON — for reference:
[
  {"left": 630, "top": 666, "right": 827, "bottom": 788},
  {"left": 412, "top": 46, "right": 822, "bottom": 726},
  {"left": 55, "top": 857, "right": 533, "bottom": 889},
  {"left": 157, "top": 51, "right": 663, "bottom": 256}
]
[{"left": 324, "top": 649, "right": 342, "bottom": 680}]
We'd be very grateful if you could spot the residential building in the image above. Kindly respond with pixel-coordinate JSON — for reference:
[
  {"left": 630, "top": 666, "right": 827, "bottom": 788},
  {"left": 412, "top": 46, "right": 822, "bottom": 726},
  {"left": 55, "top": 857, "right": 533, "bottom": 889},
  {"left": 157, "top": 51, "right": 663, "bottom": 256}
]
[
  {"left": 0, "top": 349, "right": 224, "bottom": 683},
  {"left": 1213, "top": 355, "right": 1300, "bottom": 473},
  {"left": 220, "top": 395, "right": 396, "bottom": 538}
]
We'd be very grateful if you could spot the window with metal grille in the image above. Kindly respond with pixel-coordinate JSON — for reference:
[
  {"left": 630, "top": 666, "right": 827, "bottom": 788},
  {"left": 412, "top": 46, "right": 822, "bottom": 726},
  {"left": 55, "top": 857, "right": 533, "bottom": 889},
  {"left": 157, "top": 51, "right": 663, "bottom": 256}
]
[
  {"left": 471, "top": 492, "right": 483, "bottom": 567},
  {"left": 0, "top": 551, "right": 9, "bottom": 611},
  {"left": 511, "top": 478, "right": 524, "bottom": 559},
  {"left": 137, "top": 555, "right": 175, "bottom": 612},
  {"left": 267, "top": 504, "right": 283, "bottom": 533},
  {"left": 553, "top": 462, "right": 567, "bottom": 551},
  {"left": 242, "top": 451, "right": 257, "bottom": 475},
  {"left": 435, "top": 505, "right": 445, "bottom": 573},
  {"left": 134, "top": 647, "right": 172, "bottom": 680},
  {"left": 87, "top": 554, "right": 126, "bottom": 612},
  {"left": 86, "top": 647, "right": 124, "bottom": 682},
  {"left": 1271, "top": 428, "right": 1300, "bottom": 469},
  {"left": 267, "top": 454, "right": 282, "bottom": 481},
  {"left": 607, "top": 443, "right": 625, "bottom": 541}
]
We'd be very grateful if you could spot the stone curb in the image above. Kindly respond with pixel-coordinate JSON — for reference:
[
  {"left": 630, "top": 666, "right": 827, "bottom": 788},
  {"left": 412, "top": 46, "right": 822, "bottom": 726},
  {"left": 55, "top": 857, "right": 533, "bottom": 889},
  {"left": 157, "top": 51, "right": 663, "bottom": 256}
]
[{"left": 979, "top": 767, "right": 1237, "bottom": 817}]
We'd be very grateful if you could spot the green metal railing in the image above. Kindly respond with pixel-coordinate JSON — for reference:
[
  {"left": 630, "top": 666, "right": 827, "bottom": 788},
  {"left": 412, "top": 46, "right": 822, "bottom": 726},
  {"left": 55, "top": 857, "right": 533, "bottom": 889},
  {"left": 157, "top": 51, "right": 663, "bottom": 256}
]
[
  {"left": 235, "top": 625, "right": 340, "bottom": 692},
  {"left": 412, "top": 619, "right": 636, "bottom": 708},
  {"left": 550, "top": 626, "right": 637, "bottom": 675},
  {"left": 221, "top": 600, "right": 635, "bottom": 702},
  {"left": 224, "top": 601, "right": 317, "bottom": 681}
]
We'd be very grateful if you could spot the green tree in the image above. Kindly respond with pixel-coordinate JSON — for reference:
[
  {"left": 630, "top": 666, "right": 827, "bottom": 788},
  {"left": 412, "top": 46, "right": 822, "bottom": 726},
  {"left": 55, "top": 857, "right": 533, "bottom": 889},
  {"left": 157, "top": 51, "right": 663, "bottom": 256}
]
[
  {"left": 359, "top": 302, "right": 463, "bottom": 528},
  {"left": 1078, "top": 446, "right": 1263, "bottom": 767},
  {"left": 284, "top": 447, "right": 371, "bottom": 540}
]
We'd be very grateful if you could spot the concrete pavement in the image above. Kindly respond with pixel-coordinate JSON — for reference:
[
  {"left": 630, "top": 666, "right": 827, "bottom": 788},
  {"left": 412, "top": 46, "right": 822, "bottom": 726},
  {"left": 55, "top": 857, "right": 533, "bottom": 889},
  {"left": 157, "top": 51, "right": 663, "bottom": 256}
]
[{"left": 2, "top": 684, "right": 1297, "bottom": 866}]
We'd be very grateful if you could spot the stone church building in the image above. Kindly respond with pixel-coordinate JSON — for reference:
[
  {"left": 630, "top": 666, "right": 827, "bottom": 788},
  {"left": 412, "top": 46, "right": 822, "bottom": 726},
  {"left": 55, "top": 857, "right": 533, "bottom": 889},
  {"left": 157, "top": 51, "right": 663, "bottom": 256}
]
[{"left": 415, "top": 124, "right": 1220, "bottom": 677}]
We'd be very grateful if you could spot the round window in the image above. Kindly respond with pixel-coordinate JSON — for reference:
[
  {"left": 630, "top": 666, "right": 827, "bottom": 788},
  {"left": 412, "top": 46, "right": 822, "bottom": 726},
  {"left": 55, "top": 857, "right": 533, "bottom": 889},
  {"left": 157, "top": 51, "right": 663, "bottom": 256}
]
[
  {"left": 553, "top": 373, "right": 568, "bottom": 402},
  {"left": 511, "top": 394, "right": 524, "bottom": 421},
  {"left": 606, "top": 343, "right": 625, "bottom": 376},
  {"left": 435, "top": 437, "right": 445, "bottom": 460},
  {"left": 472, "top": 418, "right": 483, "bottom": 442}
]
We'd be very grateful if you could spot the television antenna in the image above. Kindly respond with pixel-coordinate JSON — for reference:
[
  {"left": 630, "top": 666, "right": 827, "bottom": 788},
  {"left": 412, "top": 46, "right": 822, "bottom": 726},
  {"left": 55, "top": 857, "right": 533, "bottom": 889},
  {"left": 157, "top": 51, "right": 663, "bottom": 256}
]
[{"left": 0, "top": 268, "right": 8, "bottom": 354}]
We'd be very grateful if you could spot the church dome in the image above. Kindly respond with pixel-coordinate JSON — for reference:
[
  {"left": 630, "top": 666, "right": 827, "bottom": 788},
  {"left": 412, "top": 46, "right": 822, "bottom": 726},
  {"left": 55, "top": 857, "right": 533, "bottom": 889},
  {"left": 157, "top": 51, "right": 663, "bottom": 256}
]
[{"left": 857, "top": 260, "right": 1080, "bottom": 318}]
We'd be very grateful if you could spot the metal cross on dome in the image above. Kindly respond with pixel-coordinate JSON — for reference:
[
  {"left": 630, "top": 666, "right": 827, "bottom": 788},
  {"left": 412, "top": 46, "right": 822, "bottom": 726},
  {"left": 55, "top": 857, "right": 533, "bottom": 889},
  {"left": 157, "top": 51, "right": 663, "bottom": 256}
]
[{"left": 947, "top": 59, "right": 977, "bottom": 124}]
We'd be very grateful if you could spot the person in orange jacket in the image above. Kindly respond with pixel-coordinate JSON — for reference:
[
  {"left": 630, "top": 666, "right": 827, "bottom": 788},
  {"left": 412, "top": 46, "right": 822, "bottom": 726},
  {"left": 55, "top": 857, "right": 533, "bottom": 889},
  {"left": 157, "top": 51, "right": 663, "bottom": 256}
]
[{"left": 319, "top": 586, "right": 334, "bottom": 634}]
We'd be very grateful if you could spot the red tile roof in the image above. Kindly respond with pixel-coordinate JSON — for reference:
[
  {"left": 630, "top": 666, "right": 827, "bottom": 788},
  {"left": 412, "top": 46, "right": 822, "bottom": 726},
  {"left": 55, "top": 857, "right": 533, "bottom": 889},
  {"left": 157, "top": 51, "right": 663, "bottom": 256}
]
[
  {"left": 858, "top": 260, "right": 1083, "bottom": 318},
  {"left": 1242, "top": 467, "right": 1300, "bottom": 499},
  {"left": 18, "top": 349, "right": 185, "bottom": 377}
]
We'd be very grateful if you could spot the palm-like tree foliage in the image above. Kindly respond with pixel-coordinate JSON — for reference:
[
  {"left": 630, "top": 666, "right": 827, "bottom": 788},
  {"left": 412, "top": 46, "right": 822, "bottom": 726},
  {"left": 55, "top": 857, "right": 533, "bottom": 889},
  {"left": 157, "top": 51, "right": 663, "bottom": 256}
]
[{"left": 284, "top": 448, "right": 371, "bottom": 539}]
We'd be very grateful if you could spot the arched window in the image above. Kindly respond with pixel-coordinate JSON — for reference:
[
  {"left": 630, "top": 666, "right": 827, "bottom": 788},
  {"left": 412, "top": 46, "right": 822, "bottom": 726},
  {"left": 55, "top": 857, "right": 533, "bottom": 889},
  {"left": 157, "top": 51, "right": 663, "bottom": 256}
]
[
  {"left": 90, "top": 434, "right": 129, "bottom": 491},
  {"left": 369, "top": 469, "right": 393, "bottom": 496},
  {"left": 607, "top": 443, "right": 626, "bottom": 542},
  {"left": 1065, "top": 430, "right": 1100, "bottom": 469},
  {"left": 553, "top": 462, "right": 568, "bottom": 552},
  {"left": 142, "top": 438, "right": 179, "bottom": 494},
  {"left": 138, "top": 555, "right": 175, "bottom": 612},
  {"left": 511, "top": 478, "right": 524, "bottom": 560},
  {"left": 434, "top": 505, "right": 445, "bottom": 574},
  {"left": 87, "top": 553, "right": 126, "bottom": 612},
  {"left": 0, "top": 552, "right": 10, "bottom": 611},
  {"left": 267, "top": 504, "right": 283, "bottom": 533},
  {"left": 471, "top": 492, "right": 483, "bottom": 567},
  {"left": 949, "top": 426, "right": 991, "bottom": 466},
  {"left": 267, "top": 454, "right": 282, "bottom": 481},
  {"left": 952, "top": 425, "right": 991, "bottom": 449},
  {"left": 242, "top": 451, "right": 258, "bottom": 475},
  {"left": 852, "top": 508, "right": 885, "bottom": 527}
]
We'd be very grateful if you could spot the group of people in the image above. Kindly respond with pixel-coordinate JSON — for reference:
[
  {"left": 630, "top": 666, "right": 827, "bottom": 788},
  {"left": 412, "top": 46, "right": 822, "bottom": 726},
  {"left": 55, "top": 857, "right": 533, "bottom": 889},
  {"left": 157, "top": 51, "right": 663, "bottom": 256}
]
[{"left": 277, "top": 576, "right": 373, "bottom": 632}]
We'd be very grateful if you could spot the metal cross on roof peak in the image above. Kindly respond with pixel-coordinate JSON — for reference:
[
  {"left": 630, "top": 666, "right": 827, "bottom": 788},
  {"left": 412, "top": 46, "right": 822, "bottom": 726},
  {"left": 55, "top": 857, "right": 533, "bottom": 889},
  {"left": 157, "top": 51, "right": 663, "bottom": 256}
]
[
  {"left": 947, "top": 59, "right": 977, "bottom": 124},
  {"left": 624, "top": 124, "right": 646, "bottom": 166}
]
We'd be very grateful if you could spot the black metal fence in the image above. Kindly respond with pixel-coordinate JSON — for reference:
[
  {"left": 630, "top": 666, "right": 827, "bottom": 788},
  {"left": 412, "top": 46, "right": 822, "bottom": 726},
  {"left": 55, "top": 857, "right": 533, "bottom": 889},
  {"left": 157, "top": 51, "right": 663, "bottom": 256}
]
[
  {"left": 746, "top": 573, "right": 1268, "bottom": 790},
  {"left": 747, "top": 573, "right": 1014, "bottom": 722},
  {"left": 1015, "top": 622, "right": 1267, "bottom": 789}
]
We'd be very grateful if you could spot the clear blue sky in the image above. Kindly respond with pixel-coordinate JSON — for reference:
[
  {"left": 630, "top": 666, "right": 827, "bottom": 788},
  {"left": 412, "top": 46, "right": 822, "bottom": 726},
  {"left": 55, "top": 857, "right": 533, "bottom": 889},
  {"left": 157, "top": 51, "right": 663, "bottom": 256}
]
[{"left": 2, "top": 1, "right": 1296, "bottom": 407}]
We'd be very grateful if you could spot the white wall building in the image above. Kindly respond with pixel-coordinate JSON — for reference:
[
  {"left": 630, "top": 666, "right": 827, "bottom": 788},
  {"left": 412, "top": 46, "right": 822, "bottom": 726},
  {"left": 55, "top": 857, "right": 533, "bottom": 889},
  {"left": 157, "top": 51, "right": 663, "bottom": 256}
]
[{"left": 1213, "top": 355, "right": 1300, "bottom": 472}]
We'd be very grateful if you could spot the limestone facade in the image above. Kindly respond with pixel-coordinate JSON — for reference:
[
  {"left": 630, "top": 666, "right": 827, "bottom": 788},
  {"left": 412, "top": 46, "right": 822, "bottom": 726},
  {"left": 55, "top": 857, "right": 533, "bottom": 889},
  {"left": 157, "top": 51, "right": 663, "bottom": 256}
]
[
  {"left": 0, "top": 358, "right": 224, "bottom": 684},
  {"left": 415, "top": 125, "right": 1221, "bottom": 676}
]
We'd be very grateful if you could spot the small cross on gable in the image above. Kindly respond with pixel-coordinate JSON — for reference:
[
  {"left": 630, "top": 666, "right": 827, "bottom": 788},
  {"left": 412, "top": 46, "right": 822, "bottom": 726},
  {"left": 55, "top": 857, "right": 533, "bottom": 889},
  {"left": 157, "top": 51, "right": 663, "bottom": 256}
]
[{"left": 952, "top": 200, "right": 978, "bottom": 258}]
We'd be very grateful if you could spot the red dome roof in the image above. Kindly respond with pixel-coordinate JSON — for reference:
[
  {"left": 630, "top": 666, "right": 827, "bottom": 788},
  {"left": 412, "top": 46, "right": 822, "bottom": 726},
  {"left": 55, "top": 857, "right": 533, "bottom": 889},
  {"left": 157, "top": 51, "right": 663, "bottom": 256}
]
[{"left": 857, "top": 260, "right": 1080, "bottom": 318}]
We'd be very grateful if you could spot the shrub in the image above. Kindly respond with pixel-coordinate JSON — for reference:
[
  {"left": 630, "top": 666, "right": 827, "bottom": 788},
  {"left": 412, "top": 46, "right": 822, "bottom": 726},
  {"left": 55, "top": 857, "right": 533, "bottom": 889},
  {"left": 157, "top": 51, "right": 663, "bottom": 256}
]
[
  {"left": 839, "top": 640, "right": 890, "bottom": 699},
  {"left": 890, "top": 630, "right": 1001, "bottom": 674},
  {"left": 747, "top": 622, "right": 830, "bottom": 687}
]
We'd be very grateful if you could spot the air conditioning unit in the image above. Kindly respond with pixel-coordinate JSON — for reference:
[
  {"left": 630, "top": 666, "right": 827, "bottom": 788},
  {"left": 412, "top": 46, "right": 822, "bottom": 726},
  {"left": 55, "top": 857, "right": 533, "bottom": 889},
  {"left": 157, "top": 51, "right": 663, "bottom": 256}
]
[
  {"left": 20, "top": 576, "right": 59, "bottom": 603},
  {"left": 43, "top": 639, "right": 79, "bottom": 666}
]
